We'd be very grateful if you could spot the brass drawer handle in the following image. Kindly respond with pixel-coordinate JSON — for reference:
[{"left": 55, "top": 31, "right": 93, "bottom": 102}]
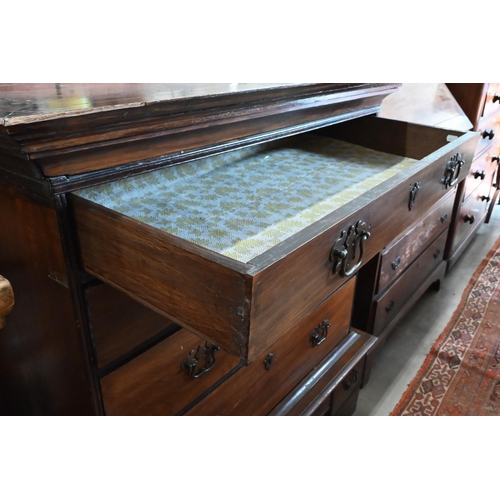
[
  {"left": 440, "top": 213, "right": 448, "bottom": 223},
  {"left": 391, "top": 256, "right": 401, "bottom": 270},
  {"left": 493, "top": 94, "right": 500, "bottom": 104},
  {"left": 481, "top": 195, "right": 491, "bottom": 202},
  {"left": 408, "top": 182, "right": 420, "bottom": 211},
  {"left": 474, "top": 170, "right": 486, "bottom": 180},
  {"left": 443, "top": 152, "right": 464, "bottom": 188},
  {"left": 492, "top": 156, "right": 500, "bottom": 166},
  {"left": 482, "top": 130, "right": 495, "bottom": 140},
  {"left": 0, "top": 275, "right": 15, "bottom": 330},
  {"left": 330, "top": 220, "right": 371, "bottom": 278},
  {"left": 385, "top": 300, "right": 395, "bottom": 313},
  {"left": 181, "top": 342, "right": 219, "bottom": 379},
  {"left": 343, "top": 368, "right": 359, "bottom": 391},
  {"left": 464, "top": 214, "right": 475, "bottom": 224},
  {"left": 310, "top": 320, "right": 331, "bottom": 347},
  {"left": 264, "top": 353, "right": 275, "bottom": 371}
]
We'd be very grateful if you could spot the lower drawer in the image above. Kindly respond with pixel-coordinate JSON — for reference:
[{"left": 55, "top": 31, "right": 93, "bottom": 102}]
[
  {"left": 463, "top": 146, "right": 499, "bottom": 202},
  {"left": 373, "top": 229, "right": 448, "bottom": 336},
  {"left": 311, "top": 360, "right": 364, "bottom": 416},
  {"left": 100, "top": 327, "right": 241, "bottom": 415},
  {"left": 448, "top": 183, "right": 490, "bottom": 256},
  {"left": 377, "top": 190, "right": 454, "bottom": 293},
  {"left": 185, "top": 277, "right": 356, "bottom": 416}
]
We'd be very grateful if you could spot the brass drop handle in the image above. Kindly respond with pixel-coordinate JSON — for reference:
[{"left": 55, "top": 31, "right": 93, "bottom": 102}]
[
  {"left": 181, "top": 342, "right": 219, "bottom": 379},
  {"left": 481, "top": 195, "right": 491, "bottom": 202},
  {"left": 330, "top": 220, "right": 371, "bottom": 278},
  {"left": 474, "top": 170, "right": 486, "bottom": 180},
  {"left": 310, "top": 320, "right": 330, "bottom": 347},
  {"left": 483, "top": 130, "right": 495, "bottom": 140},
  {"left": 343, "top": 368, "right": 359, "bottom": 391},
  {"left": 391, "top": 256, "right": 401, "bottom": 270},
  {"left": 0, "top": 275, "right": 15, "bottom": 329},
  {"left": 493, "top": 94, "right": 500, "bottom": 104},
  {"left": 492, "top": 156, "right": 500, "bottom": 166},
  {"left": 464, "top": 214, "right": 475, "bottom": 224}
]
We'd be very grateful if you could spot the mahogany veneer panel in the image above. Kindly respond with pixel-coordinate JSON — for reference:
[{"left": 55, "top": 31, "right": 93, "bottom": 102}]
[{"left": 85, "top": 283, "right": 178, "bottom": 369}]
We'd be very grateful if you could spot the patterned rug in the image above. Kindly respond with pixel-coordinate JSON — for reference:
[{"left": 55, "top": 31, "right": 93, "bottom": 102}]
[{"left": 391, "top": 234, "right": 500, "bottom": 416}]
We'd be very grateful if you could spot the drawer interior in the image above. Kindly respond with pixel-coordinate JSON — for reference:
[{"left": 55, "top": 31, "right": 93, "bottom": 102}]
[{"left": 74, "top": 133, "right": 418, "bottom": 264}]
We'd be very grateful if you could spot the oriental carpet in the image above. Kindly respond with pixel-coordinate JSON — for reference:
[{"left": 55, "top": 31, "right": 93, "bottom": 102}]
[{"left": 391, "top": 233, "right": 500, "bottom": 416}]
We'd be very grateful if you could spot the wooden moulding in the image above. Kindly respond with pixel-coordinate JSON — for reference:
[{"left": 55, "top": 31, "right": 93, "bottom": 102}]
[
  {"left": 70, "top": 119, "right": 478, "bottom": 363},
  {"left": 0, "top": 83, "right": 400, "bottom": 180}
]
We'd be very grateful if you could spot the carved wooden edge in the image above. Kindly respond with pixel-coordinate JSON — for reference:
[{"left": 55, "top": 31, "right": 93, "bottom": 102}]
[{"left": 0, "top": 275, "right": 14, "bottom": 329}]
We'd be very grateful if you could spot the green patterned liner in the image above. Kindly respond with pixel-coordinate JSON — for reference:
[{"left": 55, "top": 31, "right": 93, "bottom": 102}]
[{"left": 75, "top": 135, "right": 417, "bottom": 263}]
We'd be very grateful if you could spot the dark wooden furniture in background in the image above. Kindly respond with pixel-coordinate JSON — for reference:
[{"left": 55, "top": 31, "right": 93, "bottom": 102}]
[
  {"left": 0, "top": 83, "right": 478, "bottom": 415},
  {"left": 0, "top": 275, "right": 14, "bottom": 329},
  {"left": 444, "top": 83, "right": 500, "bottom": 269}
]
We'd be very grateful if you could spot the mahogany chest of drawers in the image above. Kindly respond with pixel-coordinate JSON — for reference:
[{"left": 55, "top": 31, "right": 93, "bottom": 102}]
[
  {"left": 445, "top": 83, "right": 500, "bottom": 269},
  {"left": 0, "top": 83, "right": 478, "bottom": 415}
]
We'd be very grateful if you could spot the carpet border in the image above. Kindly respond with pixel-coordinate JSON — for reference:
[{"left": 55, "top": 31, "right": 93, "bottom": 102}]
[{"left": 390, "top": 232, "right": 500, "bottom": 416}]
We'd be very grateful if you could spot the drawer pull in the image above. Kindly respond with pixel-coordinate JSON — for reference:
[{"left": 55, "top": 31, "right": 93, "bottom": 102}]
[
  {"left": 482, "top": 130, "right": 495, "bottom": 140},
  {"left": 481, "top": 195, "right": 491, "bottom": 202},
  {"left": 263, "top": 353, "right": 275, "bottom": 371},
  {"left": 408, "top": 182, "right": 420, "bottom": 211},
  {"left": 0, "top": 275, "right": 15, "bottom": 330},
  {"left": 330, "top": 220, "right": 371, "bottom": 278},
  {"left": 343, "top": 368, "right": 359, "bottom": 391},
  {"left": 181, "top": 342, "right": 220, "bottom": 379},
  {"left": 310, "top": 320, "right": 331, "bottom": 347},
  {"left": 464, "top": 214, "right": 475, "bottom": 224},
  {"left": 440, "top": 213, "right": 448, "bottom": 223},
  {"left": 391, "top": 256, "right": 401, "bottom": 270},
  {"left": 385, "top": 300, "right": 395, "bottom": 313},
  {"left": 492, "top": 156, "right": 500, "bottom": 166},
  {"left": 493, "top": 94, "right": 500, "bottom": 104},
  {"left": 474, "top": 170, "right": 486, "bottom": 180},
  {"left": 443, "top": 152, "right": 464, "bottom": 188},
  {"left": 433, "top": 249, "right": 441, "bottom": 259}
]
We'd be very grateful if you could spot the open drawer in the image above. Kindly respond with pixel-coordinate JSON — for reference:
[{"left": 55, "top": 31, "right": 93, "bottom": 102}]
[{"left": 70, "top": 116, "right": 477, "bottom": 362}]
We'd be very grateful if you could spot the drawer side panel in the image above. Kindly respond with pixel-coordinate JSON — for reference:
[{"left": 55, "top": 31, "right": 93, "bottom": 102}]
[{"left": 71, "top": 196, "right": 250, "bottom": 358}]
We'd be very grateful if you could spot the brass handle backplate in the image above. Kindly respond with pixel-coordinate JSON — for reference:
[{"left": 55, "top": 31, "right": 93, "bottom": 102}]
[
  {"left": 310, "top": 320, "right": 331, "bottom": 347},
  {"left": 443, "top": 152, "right": 464, "bottom": 188},
  {"left": 330, "top": 220, "right": 371, "bottom": 278},
  {"left": 181, "top": 342, "right": 219, "bottom": 379},
  {"left": 0, "top": 275, "right": 15, "bottom": 329}
]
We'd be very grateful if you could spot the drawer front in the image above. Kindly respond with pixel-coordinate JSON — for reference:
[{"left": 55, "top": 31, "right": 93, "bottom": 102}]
[
  {"left": 185, "top": 277, "right": 356, "bottom": 416},
  {"left": 100, "top": 327, "right": 241, "bottom": 415},
  {"left": 449, "top": 184, "right": 490, "bottom": 255},
  {"left": 377, "top": 190, "right": 455, "bottom": 293},
  {"left": 476, "top": 112, "right": 500, "bottom": 156},
  {"left": 482, "top": 83, "right": 500, "bottom": 120},
  {"left": 86, "top": 283, "right": 177, "bottom": 369},
  {"left": 307, "top": 359, "right": 364, "bottom": 416},
  {"left": 373, "top": 229, "right": 448, "bottom": 336},
  {"left": 464, "top": 146, "right": 499, "bottom": 201},
  {"left": 330, "top": 360, "right": 364, "bottom": 416}
]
